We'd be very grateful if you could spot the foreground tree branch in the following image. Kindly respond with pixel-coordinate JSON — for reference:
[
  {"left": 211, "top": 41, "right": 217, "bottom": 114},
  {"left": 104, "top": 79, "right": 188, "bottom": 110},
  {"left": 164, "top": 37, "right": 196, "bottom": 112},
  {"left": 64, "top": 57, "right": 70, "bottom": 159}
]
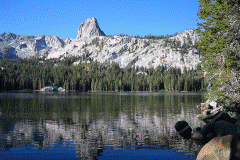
[{"left": 197, "top": 0, "right": 240, "bottom": 112}]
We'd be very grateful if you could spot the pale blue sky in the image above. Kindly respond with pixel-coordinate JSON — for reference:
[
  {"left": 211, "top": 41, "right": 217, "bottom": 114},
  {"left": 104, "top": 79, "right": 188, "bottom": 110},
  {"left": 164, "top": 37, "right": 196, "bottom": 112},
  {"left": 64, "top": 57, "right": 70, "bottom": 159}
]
[{"left": 0, "top": 0, "right": 200, "bottom": 39}]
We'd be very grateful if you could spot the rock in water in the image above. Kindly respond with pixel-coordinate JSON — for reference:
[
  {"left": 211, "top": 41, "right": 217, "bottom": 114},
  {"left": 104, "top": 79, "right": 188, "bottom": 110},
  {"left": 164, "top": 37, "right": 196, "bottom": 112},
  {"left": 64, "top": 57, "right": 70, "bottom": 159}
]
[
  {"left": 76, "top": 17, "right": 106, "bottom": 39},
  {"left": 197, "top": 135, "right": 239, "bottom": 160}
]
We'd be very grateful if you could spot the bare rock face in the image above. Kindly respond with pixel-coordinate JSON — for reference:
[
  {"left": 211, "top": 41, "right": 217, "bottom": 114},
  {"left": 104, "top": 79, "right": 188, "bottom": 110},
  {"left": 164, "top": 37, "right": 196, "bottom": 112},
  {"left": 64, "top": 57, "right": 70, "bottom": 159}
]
[
  {"left": 0, "top": 18, "right": 202, "bottom": 71},
  {"left": 0, "top": 46, "right": 18, "bottom": 59},
  {"left": 45, "top": 35, "right": 70, "bottom": 48},
  {"left": 0, "top": 32, "right": 71, "bottom": 58},
  {"left": 0, "top": 32, "right": 17, "bottom": 42},
  {"left": 76, "top": 17, "right": 106, "bottom": 39},
  {"left": 34, "top": 36, "right": 47, "bottom": 52}
]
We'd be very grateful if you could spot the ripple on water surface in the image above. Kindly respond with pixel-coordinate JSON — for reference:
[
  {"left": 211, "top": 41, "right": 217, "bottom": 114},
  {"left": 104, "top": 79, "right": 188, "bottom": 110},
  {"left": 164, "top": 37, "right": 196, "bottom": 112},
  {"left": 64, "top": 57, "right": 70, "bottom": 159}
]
[{"left": 0, "top": 92, "right": 204, "bottom": 159}]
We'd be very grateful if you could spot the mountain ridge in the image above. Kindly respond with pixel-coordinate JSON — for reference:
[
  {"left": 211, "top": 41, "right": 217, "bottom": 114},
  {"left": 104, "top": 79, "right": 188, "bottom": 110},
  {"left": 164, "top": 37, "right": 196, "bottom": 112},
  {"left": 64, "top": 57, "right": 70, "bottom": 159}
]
[{"left": 0, "top": 18, "right": 201, "bottom": 71}]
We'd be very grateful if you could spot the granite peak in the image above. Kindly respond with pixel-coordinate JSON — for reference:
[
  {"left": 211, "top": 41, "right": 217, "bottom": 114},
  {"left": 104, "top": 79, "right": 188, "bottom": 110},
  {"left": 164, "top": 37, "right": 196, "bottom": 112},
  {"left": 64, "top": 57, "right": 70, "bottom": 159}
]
[
  {"left": 76, "top": 17, "right": 106, "bottom": 39},
  {"left": 0, "top": 18, "right": 201, "bottom": 71}
]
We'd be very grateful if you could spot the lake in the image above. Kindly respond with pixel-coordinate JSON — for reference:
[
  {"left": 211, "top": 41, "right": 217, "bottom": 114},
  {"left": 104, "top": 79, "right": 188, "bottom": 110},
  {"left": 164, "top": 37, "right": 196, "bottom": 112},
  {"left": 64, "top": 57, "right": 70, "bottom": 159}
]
[{"left": 0, "top": 91, "right": 205, "bottom": 160}]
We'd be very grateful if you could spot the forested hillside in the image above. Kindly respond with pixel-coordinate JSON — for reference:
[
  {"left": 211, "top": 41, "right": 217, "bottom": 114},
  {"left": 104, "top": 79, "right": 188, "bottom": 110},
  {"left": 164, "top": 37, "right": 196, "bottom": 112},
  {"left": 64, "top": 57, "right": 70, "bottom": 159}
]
[{"left": 0, "top": 56, "right": 205, "bottom": 92}]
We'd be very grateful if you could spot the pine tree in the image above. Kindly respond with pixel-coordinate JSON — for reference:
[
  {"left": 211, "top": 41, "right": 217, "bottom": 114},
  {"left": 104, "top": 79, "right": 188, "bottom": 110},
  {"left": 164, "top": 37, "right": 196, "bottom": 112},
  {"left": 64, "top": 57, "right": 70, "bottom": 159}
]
[{"left": 198, "top": 0, "right": 240, "bottom": 111}]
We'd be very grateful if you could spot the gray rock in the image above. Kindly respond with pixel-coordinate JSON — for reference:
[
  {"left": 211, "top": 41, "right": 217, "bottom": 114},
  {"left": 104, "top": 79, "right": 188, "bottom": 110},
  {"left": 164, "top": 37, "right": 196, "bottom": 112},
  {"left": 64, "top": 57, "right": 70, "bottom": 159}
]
[
  {"left": 0, "top": 32, "right": 17, "bottom": 41},
  {"left": 0, "top": 32, "right": 71, "bottom": 58},
  {"left": 0, "top": 46, "right": 18, "bottom": 59},
  {"left": 34, "top": 36, "right": 47, "bottom": 52},
  {"left": 19, "top": 44, "right": 27, "bottom": 49},
  {"left": 76, "top": 17, "right": 106, "bottom": 39}
]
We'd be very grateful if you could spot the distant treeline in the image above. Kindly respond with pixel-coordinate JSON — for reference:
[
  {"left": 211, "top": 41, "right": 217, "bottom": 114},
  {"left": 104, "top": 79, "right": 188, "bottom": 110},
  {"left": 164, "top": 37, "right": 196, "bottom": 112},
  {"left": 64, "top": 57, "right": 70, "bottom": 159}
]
[
  {"left": 0, "top": 57, "right": 205, "bottom": 92},
  {"left": 108, "top": 29, "right": 197, "bottom": 40},
  {"left": 107, "top": 33, "right": 174, "bottom": 40}
]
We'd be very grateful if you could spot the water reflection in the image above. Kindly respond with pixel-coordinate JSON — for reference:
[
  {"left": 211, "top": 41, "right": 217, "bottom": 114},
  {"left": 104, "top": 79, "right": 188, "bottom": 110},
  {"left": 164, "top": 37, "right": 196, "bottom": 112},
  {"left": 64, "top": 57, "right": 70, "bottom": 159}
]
[{"left": 0, "top": 92, "right": 204, "bottom": 159}]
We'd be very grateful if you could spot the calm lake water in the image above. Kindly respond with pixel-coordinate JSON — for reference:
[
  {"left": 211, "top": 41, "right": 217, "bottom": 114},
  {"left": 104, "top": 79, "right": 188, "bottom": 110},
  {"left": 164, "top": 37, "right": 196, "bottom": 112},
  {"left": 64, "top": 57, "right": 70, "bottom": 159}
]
[{"left": 0, "top": 91, "right": 205, "bottom": 160}]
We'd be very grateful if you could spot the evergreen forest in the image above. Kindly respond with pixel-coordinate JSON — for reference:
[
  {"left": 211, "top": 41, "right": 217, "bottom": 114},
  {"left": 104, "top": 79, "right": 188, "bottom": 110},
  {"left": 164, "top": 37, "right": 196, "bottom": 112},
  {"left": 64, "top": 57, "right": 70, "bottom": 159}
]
[
  {"left": 0, "top": 56, "right": 205, "bottom": 92},
  {"left": 197, "top": 0, "right": 240, "bottom": 111}
]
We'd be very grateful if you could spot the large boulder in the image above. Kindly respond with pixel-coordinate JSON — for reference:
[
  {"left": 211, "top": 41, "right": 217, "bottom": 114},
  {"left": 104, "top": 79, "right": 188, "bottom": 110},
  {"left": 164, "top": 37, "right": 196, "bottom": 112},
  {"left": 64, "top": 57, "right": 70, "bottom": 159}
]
[{"left": 197, "top": 135, "right": 239, "bottom": 160}]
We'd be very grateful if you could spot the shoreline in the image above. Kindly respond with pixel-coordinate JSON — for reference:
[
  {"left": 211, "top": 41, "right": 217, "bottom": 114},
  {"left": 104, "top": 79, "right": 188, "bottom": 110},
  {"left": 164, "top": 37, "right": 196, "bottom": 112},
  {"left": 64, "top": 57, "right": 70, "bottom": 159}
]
[{"left": 0, "top": 89, "right": 206, "bottom": 94}]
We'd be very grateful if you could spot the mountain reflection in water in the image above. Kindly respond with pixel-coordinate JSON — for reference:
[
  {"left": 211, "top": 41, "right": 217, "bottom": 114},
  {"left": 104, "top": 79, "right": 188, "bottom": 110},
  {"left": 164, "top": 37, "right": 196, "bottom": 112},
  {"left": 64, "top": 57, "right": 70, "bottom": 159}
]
[{"left": 0, "top": 92, "right": 204, "bottom": 159}]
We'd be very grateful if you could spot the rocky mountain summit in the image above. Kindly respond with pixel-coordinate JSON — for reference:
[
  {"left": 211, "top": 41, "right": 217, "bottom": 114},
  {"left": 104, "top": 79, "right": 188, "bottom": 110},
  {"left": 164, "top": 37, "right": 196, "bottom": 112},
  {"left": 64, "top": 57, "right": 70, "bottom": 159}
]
[
  {"left": 0, "top": 32, "right": 71, "bottom": 58},
  {"left": 76, "top": 17, "right": 106, "bottom": 39},
  {"left": 0, "top": 17, "right": 201, "bottom": 70}
]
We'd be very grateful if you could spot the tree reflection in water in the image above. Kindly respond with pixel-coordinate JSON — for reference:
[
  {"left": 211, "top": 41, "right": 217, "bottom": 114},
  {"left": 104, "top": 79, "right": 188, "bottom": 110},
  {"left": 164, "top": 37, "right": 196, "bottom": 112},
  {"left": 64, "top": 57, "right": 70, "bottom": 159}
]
[{"left": 0, "top": 92, "right": 204, "bottom": 159}]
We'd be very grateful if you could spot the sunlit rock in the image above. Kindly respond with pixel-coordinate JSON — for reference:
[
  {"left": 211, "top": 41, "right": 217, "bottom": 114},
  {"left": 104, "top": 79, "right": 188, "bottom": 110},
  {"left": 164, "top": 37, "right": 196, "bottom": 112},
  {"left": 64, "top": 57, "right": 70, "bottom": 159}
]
[{"left": 76, "top": 17, "right": 106, "bottom": 39}]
